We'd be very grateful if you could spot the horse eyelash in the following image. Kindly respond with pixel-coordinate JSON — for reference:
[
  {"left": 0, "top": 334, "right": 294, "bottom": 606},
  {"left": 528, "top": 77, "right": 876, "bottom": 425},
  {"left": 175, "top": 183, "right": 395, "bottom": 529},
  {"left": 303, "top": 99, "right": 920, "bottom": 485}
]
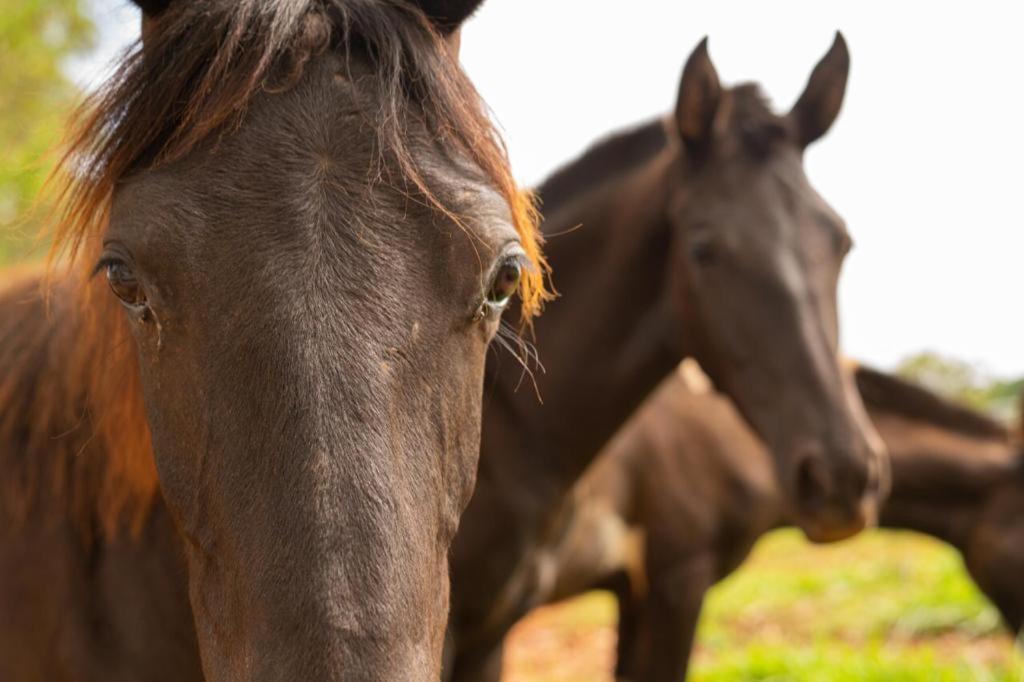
[
  {"left": 508, "top": 251, "right": 533, "bottom": 274},
  {"left": 492, "top": 319, "right": 545, "bottom": 402},
  {"left": 90, "top": 257, "right": 118, "bottom": 279}
]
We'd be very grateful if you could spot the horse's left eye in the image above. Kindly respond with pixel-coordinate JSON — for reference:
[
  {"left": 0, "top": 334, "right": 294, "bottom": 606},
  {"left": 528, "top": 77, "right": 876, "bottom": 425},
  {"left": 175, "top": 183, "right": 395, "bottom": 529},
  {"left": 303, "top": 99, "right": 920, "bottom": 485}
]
[
  {"left": 486, "top": 258, "right": 522, "bottom": 307},
  {"left": 105, "top": 261, "right": 148, "bottom": 309}
]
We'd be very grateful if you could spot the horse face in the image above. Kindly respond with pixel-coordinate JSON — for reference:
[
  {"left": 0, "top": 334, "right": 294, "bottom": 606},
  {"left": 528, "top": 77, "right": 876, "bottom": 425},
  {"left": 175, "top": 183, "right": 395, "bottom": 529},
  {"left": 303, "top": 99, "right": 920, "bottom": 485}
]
[
  {"left": 102, "top": 1, "right": 529, "bottom": 677},
  {"left": 667, "top": 36, "right": 886, "bottom": 542}
]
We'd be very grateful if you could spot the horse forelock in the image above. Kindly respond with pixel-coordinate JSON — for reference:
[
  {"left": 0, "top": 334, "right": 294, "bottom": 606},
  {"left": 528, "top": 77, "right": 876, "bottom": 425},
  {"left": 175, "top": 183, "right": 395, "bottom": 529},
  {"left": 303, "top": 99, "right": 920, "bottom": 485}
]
[
  {"left": 46, "top": 0, "right": 547, "bottom": 319},
  {"left": 724, "top": 83, "right": 793, "bottom": 160}
]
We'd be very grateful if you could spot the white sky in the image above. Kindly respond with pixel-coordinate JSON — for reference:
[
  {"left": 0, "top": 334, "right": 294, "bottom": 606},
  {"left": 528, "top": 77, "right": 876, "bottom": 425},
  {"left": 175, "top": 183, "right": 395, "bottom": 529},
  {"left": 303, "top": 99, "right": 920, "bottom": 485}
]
[{"left": 72, "top": 1, "right": 1024, "bottom": 377}]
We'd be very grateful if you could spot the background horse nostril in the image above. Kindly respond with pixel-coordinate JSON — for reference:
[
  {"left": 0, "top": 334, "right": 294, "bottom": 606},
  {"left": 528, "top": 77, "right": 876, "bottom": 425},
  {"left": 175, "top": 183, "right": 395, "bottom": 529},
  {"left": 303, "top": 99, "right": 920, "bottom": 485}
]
[{"left": 795, "top": 455, "right": 832, "bottom": 514}]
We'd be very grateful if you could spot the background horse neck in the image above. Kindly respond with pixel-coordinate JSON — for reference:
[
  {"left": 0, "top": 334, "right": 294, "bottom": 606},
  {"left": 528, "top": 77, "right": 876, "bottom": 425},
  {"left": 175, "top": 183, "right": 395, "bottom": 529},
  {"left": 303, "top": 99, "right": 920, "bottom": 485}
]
[
  {"left": 447, "top": 127, "right": 683, "bottom": 676},
  {"left": 867, "top": 412, "right": 1017, "bottom": 549},
  {"left": 854, "top": 366, "right": 1014, "bottom": 497},
  {"left": 483, "top": 130, "right": 681, "bottom": 495}
]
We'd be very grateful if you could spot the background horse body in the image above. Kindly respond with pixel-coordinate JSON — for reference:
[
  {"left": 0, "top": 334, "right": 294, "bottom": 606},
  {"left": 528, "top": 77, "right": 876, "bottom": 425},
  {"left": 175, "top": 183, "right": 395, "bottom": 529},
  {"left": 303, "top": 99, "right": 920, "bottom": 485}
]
[
  {"left": 1, "top": 270, "right": 205, "bottom": 679},
  {"left": 446, "top": 35, "right": 884, "bottom": 680},
  {"left": 545, "top": 365, "right": 1023, "bottom": 681},
  {"left": 0, "top": 1, "right": 546, "bottom": 679}
]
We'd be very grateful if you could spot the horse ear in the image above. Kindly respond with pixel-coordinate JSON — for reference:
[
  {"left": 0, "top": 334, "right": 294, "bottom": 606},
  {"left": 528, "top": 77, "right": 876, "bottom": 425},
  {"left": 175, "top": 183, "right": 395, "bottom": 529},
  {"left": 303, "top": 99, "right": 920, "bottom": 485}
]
[
  {"left": 674, "top": 37, "right": 721, "bottom": 158},
  {"left": 789, "top": 32, "right": 850, "bottom": 148},
  {"left": 412, "top": 0, "right": 486, "bottom": 35},
  {"left": 131, "top": 0, "right": 172, "bottom": 46},
  {"left": 132, "top": 0, "right": 172, "bottom": 17}
]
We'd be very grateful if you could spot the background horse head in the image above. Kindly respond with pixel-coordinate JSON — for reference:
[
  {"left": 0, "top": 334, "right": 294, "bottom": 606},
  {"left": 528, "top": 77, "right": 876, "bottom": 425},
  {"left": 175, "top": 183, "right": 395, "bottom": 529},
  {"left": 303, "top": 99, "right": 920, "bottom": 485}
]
[
  {"left": 4, "top": 0, "right": 546, "bottom": 678},
  {"left": 666, "top": 34, "right": 885, "bottom": 540}
]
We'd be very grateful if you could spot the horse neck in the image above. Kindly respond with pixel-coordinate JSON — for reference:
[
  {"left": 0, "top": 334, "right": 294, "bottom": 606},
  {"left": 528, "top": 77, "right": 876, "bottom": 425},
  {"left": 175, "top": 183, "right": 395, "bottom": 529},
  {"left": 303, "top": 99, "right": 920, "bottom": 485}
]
[
  {"left": 480, "top": 152, "right": 682, "bottom": 502},
  {"left": 875, "top": 409, "right": 1019, "bottom": 549}
]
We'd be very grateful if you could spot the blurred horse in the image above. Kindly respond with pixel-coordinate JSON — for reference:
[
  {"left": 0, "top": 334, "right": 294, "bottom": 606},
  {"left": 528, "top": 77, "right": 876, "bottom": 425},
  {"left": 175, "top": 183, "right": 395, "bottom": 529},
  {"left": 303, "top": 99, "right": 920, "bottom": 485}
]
[
  {"left": 446, "top": 34, "right": 886, "bottom": 680},
  {"left": 545, "top": 363, "right": 1023, "bottom": 681},
  {"left": 0, "top": 1, "right": 545, "bottom": 679}
]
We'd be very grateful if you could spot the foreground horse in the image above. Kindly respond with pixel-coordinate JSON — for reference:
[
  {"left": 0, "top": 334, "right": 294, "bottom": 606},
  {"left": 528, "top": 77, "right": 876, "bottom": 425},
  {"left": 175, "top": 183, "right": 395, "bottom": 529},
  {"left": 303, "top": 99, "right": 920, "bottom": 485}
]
[
  {"left": 546, "top": 365, "right": 1023, "bottom": 680},
  {"left": 446, "top": 35, "right": 886, "bottom": 680},
  {"left": 0, "top": 1, "right": 546, "bottom": 679}
]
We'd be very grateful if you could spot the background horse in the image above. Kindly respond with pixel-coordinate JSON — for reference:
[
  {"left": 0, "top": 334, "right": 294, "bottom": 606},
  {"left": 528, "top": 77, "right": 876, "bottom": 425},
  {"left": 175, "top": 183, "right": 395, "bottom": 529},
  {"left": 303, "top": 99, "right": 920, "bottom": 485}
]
[
  {"left": 0, "top": 1, "right": 545, "bottom": 679},
  {"left": 445, "top": 34, "right": 885, "bottom": 680},
  {"left": 545, "top": 364, "right": 1023, "bottom": 681}
]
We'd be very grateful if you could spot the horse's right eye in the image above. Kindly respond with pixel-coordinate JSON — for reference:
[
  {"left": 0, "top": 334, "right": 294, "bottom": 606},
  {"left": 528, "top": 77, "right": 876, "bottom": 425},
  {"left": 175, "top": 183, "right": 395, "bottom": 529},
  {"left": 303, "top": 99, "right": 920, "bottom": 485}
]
[
  {"left": 105, "top": 261, "right": 148, "bottom": 309},
  {"left": 486, "top": 257, "right": 522, "bottom": 307}
]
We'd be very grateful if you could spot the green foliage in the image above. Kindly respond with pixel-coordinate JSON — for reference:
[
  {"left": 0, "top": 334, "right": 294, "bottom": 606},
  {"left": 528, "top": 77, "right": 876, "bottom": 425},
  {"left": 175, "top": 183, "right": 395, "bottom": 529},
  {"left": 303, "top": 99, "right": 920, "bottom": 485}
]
[
  {"left": 897, "top": 351, "right": 1023, "bottom": 425},
  {"left": 0, "top": 0, "right": 93, "bottom": 264}
]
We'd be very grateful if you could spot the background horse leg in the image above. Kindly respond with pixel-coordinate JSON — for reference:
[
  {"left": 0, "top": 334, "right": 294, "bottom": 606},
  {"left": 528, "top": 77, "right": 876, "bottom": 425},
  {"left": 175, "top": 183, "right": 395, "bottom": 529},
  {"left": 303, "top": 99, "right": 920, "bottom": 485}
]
[
  {"left": 601, "top": 570, "right": 644, "bottom": 681},
  {"left": 635, "top": 551, "right": 715, "bottom": 682},
  {"left": 450, "top": 637, "right": 506, "bottom": 682}
]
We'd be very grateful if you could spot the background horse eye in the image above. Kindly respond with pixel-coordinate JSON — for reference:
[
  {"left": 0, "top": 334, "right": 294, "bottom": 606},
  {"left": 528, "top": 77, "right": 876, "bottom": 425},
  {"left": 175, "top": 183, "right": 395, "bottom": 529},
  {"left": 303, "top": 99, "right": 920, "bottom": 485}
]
[
  {"left": 105, "top": 261, "right": 147, "bottom": 308},
  {"left": 486, "top": 258, "right": 522, "bottom": 306},
  {"left": 690, "top": 241, "right": 717, "bottom": 266}
]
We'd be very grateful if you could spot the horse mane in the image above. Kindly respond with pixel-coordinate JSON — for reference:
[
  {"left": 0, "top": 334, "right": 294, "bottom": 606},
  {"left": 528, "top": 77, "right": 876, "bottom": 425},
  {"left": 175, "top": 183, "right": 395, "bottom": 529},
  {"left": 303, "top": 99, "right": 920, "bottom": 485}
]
[
  {"left": 536, "top": 118, "right": 668, "bottom": 223},
  {"left": 10, "top": 0, "right": 548, "bottom": 539},
  {"left": 854, "top": 365, "right": 1009, "bottom": 442},
  {"left": 535, "top": 83, "right": 791, "bottom": 222},
  {"left": 0, "top": 270, "right": 154, "bottom": 538}
]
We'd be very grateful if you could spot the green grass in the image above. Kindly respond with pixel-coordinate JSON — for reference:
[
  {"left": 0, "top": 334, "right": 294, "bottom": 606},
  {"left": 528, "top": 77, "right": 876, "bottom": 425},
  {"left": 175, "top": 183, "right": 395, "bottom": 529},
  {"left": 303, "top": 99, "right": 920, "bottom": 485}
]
[
  {"left": 694, "top": 642, "right": 1015, "bottom": 682},
  {"left": 699, "top": 530, "right": 1000, "bottom": 643},
  {"left": 688, "top": 529, "right": 1023, "bottom": 680},
  {"left": 506, "top": 529, "right": 1024, "bottom": 681}
]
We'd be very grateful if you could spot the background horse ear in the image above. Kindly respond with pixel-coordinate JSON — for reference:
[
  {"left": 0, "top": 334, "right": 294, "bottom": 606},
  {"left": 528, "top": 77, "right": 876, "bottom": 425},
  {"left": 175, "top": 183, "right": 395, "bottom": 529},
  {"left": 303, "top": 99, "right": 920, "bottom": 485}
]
[
  {"left": 412, "top": 0, "right": 486, "bottom": 35},
  {"left": 789, "top": 32, "right": 850, "bottom": 148},
  {"left": 674, "top": 37, "right": 721, "bottom": 159}
]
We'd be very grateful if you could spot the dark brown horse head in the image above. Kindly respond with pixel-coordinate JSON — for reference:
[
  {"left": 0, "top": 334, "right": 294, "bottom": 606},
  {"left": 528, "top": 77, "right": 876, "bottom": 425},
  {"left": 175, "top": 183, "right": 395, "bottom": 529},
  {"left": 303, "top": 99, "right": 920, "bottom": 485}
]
[
  {"left": 666, "top": 34, "right": 886, "bottom": 542},
  {"left": 52, "top": 0, "right": 544, "bottom": 678}
]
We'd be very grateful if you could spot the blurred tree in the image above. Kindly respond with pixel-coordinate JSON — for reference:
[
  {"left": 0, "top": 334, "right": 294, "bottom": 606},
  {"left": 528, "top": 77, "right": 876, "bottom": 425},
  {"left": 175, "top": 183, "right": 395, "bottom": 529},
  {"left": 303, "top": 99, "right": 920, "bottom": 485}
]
[
  {"left": 897, "top": 351, "right": 1022, "bottom": 425},
  {"left": 0, "top": 0, "right": 93, "bottom": 264}
]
